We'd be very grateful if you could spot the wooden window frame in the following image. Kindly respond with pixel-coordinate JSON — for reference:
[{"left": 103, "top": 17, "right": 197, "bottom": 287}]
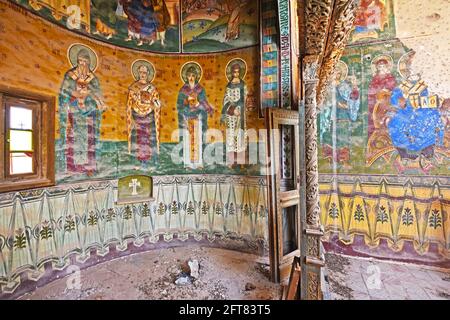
[{"left": 0, "top": 86, "right": 55, "bottom": 193}]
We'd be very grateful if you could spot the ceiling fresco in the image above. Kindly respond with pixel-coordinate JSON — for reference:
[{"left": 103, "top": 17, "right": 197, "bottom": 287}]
[{"left": 11, "top": 0, "right": 259, "bottom": 53}]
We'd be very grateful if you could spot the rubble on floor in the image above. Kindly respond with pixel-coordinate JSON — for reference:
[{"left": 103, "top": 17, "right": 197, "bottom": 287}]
[{"left": 18, "top": 245, "right": 280, "bottom": 300}]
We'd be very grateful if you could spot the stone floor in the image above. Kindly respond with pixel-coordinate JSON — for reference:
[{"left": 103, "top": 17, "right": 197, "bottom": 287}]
[
  {"left": 326, "top": 253, "right": 450, "bottom": 300},
  {"left": 17, "top": 245, "right": 280, "bottom": 300}
]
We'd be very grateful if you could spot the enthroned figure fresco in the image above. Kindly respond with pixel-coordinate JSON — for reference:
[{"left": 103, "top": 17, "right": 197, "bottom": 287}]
[
  {"left": 367, "top": 50, "right": 448, "bottom": 174},
  {"left": 221, "top": 58, "right": 248, "bottom": 167},
  {"left": 177, "top": 62, "right": 214, "bottom": 169},
  {"left": 127, "top": 60, "right": 162, "bottom": 169},
  {"left": 366, "top": 55, "right": 398, "bottom": 165},
  {"left": 58, "top": 44, "right": 107, "bottom": 176},
  {"left": 320, "top": 61, "right": 361, "bottom": 169}
]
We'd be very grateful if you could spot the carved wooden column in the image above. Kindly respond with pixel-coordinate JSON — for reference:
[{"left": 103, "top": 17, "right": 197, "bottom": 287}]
[{"left": 300, "top": 55, "right": 325, "bottom": 300}]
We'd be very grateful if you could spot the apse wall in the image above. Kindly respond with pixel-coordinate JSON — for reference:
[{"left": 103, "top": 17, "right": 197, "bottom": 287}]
[
  {"left": 0, "top": 0, "right": 285, "bottom": 296},
  {"left": 318, "top": 0, "right": 450, "bottom": 266}
]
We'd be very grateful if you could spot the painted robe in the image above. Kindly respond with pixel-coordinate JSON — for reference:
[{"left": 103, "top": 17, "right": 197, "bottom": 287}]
[
  {"left": 58, "top": 68, "right": 104, "bottom": 174},
  {"left": 367, "top": 71, "right": 397, "bottom": 138},
  {"left": 177, "top": 83, "right": 212, "bottom": 138},
  {"left": 177, "top": 83, "right": 213, "bottom": 165},
  {"left": 152, "top": 0, "right": 171, "bottom": 32},
  {"left": 388, "top": 80, "right": 444, "bottom": 160},
  {"left": 127, "top": 81, "right": 161, "bottom": 163},
  {"left": 222, "top": 80, "right": 247, "bottom": 153},
  {"left": 354, "top": 0, "right": 387, "bottom": 33},
  {"left": 321, "top": 80, "right": 360, "bottom": 166},
  {"left": 122, "top": 0, "right": 158, "bottom": 41}
]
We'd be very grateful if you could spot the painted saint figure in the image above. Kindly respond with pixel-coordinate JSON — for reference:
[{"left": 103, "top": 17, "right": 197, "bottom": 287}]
[
  {"left": 152, "top": 0, "right": 171, "bottom": 46},
  {"left": 58, "top": 44, "right": 107, "bottom": 175},
  {"left": 320, "top": 61, "right": 360, "bottom": 168},
  {"left": 367, "top": 56, "right": 397, "bottom": 138},
  {"left": 221, "top": 59, "right": 248, "bottom": 166},
  {"left": 387, "top": 51, "right": 445, "bottom": 173},
  {"left": 127, "top": 60, "right": 162, "bottom": 168},
  {"left": 354, "top": 0, "right": 388, "bottom": 36},
  {"left": 121, "top": 0, "right": 158, "bottom": 46},
  {"left": 177, "top": 62, "right": 214, "bottom": 168}
]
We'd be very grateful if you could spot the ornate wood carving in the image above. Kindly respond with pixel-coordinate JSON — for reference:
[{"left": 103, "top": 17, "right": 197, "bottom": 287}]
[
  {"left": 305, "top": 0, "right": 333, "bottom": 55},
  {"left": 303, "top": 56, "right": 321, "bottom": 228},
  {"left": 307, "top": 271, "right": 320, "bottom": 300},
  {"left": 316, "top": 0, "right": 360, "bottom": 105}
]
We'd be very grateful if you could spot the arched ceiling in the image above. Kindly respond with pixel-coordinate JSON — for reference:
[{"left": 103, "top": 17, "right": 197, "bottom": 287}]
[{"left": 10, "top": 0, "right": 259, "bottom": 54}]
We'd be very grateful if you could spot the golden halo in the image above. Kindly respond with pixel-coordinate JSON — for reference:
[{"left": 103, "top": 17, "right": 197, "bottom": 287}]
[
  {"left": 225, "top": 58, "right": 247, "bottom": 82},
  {"left": 131, "top": 59, "right": 156, "bottom": 82},
  {"left": 180, "top": 61, "right": 203, "bottom": 83},
  {"left": 334, "top": 60, "right": 349, "bottom": 83},
  {"left": 371, "top": 55, "right": 394, "bottom": 74},
  {"left": 398, "top": 50, "right": 415, "bottom": 79},
  {"left": 67, "top": 43, "right": 98, "bottom": 72}
]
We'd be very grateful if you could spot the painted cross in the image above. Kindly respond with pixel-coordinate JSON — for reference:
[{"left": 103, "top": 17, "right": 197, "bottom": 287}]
[{"left": 129, "top": 178, "right": 141, "bottom": 196}]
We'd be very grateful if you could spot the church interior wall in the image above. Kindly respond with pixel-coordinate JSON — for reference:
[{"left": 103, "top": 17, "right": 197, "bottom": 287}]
[
  {"left": 0, "top": 0, "right": 275, "bottom": 295},
  {"left": 318, "top": 0, "right": 450, "bottom": 265}
]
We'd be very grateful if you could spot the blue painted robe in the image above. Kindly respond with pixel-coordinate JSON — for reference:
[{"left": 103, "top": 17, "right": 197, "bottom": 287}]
[{"left": 388, "top": 80, "right": 444, "bottom": 156}]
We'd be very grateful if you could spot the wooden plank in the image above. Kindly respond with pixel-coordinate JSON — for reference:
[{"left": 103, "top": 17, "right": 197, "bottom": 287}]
[{"left": 286, "top": 257, "right": 301, "bottom": 300}]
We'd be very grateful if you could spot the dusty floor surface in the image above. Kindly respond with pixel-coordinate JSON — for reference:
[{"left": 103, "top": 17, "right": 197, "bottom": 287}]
[
  {"left": 326, "top": 253, "right": 450, "bottom": 300},
  {"left": 17, "top": 245, "right": 280, "bottom": 300}
]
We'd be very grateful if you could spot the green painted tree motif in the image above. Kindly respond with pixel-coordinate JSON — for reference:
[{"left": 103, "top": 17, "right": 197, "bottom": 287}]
[
  {"left": 123, "top": 206, "right": 133, "bottom": 220},
  {"left": 157, "top": 202, "right": 166, "bottom": 216},
  {"left": 402, "top": 208, "right": 414, "bottom": 226},
  {"left": 64, "top": 216, "right": 76, "bottom": 233},
  {"left": 201, "top": 201, "right": 209, "bottom": 215},
  {"left": 187, "top": 201, "right": 195, "bottom": 215},
  {"left": 13, "top": 229, "right": 27, "bottom": 249},
  {"left": 141, "top": 204, "right": 151, "bottom": 218},
  {"left": 40, "top": 221, "right": 53, "bottom": 240},
  {"left": 106, "top": 208, "right": 116, "bottom": 222},
  {"left": 215, "top": 202, "right": 223, "bottom": 216},
  {"left": 228, "top": 203, "right": 235, "bottom": 215},
  {"left": 377, "top": 206, "right": 389, "bottom": 224},
  {"left": 87, "top": 211, "right": 98, "bottom": 226},
  {"left": 243, "top": 204, "right": 251, "bottom": 216},
  {"left": 354, "top": 204, "right": 365, "bottom": 222},
  {"left": 171, "top": 201, "right": 179, "bottom": 215},
  {"left": 428, "top": 209, "right": 442, "bottom": 230},
  {"left": 329, "top": 203, "right": 339, "bottom": 219}
]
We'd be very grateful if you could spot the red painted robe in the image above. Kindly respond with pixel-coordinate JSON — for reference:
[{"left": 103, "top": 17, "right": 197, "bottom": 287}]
[{"left": 367, "top": 73, "right": 397, "bottom": 137}]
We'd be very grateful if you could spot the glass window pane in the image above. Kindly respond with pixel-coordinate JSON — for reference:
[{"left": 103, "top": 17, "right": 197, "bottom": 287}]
[
  {"left": 10, "top": 130, "right": 33, "bottom": 152},
  {"left": 10, "top": 107, "right": 33, "bottom": 130},
  {"left": 10, "top": 153, "right": 33, "bottom": 175},
  {"left": 282, "top": 205, "right": 299, "bottom": 256}
]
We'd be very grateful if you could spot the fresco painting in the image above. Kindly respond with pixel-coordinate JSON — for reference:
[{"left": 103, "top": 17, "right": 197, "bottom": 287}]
[
  {"left": 181, "top": 0, "right": 259, "bottom": 53},
  {"left": 12, "top": 0, "right": 259, "bottom": 53},
  {"left": 349, "top": 0, "right": 396, "bottom": 44},
  {"left": 126, "top": 60, "right": 162, "bottom": 169},
  {"left": 222, "top": 58, "right": 248, "bottom": 167},
  {"left": 176, "top": 61, "right": 214, "bottom": 169},
  {"left": 319, "top": 42, "right": 450, "bottom": 176},
  {"left": 58, "top": 43, "right": 107, "bottom": 176},
  {"left": 90, "top": 0, "right": 180, "bottom": 52},
  {"left": 320, "top": 59, "right": 362, "bottom": 170},
  {"left": 370, "top": 51, "right": 447, "bottom": 174}
]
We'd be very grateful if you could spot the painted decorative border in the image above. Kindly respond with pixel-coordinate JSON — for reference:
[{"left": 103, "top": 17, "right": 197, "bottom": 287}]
[
  {"left": 0, "top": 175, "right": 269, "bottom": 294},
  {"left": 260, "top": 0, "right": 280, "bottom": 116}
]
